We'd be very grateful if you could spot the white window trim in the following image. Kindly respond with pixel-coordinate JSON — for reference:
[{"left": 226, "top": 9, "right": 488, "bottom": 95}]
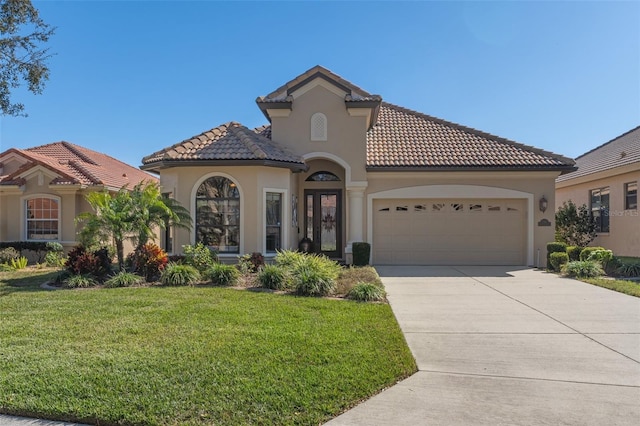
[
  {"left": 310, "top": 112, "right": 327, "bottom": 141},
  {"left": 190, "top": 172, "right": 244, "bottom": 257},
  {"left": 21, "top": 194, "right": 62, "bottom": 241},
  {"left": 262, "top": 188, "right": 289, "bottom": 256}
]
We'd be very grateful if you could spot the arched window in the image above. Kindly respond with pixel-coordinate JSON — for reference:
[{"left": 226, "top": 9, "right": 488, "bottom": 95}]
[
  {"left": 305, "top": 171, "right": 341, "bottom": 182},
  {"left": 310, "top": 112, "right": 327, "bottom": 141},
  {"left": 195, "top": 176, "right": 240, "bottom": 253},
  {"left": 25, "top": 197, "right": 59, "bottom": 240}
]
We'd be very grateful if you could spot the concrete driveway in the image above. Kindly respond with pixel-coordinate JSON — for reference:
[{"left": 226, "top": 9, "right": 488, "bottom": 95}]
[{"left": 327, "top": 266, "right": 640, "bottom": 425}]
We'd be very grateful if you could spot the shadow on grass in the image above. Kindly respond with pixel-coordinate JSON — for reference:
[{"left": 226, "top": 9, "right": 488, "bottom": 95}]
[{"left": 0, "top": 269, "right": 62, "bottom": 296}]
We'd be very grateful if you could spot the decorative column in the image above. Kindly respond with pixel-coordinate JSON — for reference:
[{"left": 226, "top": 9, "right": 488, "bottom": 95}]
[{"left": 345, "top": 186, "right": 366, "bottom": 263}]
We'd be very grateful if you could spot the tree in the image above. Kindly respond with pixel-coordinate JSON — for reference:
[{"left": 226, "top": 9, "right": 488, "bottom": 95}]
[
  {"left": 555, "top": 200, "right": 597, "bottom": 247},
  {"left": 0, "top": 0, "right": 55, "bottom": 116},
  {"left": 76, "top": 181, "right": 192, "bottom": 270}
]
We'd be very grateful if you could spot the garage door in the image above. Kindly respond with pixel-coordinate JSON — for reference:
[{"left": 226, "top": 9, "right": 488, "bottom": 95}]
[{"left": 373, "top": 199, "right": 526, "bottom": 265}]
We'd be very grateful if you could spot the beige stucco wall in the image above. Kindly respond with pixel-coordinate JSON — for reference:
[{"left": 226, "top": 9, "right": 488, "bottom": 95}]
[
  {"left": 365, "top": 171, "right": 560, "bottom": 267},
  {"left": 269, "top": 84, "right": 368, "bottom": 183},
  {"left": 158, "top": 165, "right": 293, "bottom": 257},
  {"left": 556, "top": 168, "right": 639, "bottom": 256}
]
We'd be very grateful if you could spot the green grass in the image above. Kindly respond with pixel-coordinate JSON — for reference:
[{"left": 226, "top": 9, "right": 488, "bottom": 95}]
[
  {"left": 0, "top": 269, "right": 416, "bottom": 425},
  {"left": 580, "top": 277, "right": 640, "bottom": 297}
]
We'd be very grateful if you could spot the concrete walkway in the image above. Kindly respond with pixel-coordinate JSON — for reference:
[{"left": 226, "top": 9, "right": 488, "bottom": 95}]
[{"left": 327, "top": 266, "right": 640, "bottom": 425}]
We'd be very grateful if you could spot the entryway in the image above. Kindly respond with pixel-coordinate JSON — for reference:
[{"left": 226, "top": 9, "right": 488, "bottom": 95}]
[{"left": 304, "top": 189, "right": 342, "bottom": 258}]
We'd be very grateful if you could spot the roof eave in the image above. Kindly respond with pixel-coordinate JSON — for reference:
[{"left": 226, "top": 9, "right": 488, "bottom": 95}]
[
  {"left": 255, "top": 98, "right": 293, "bottom": 122},
  {"left": 141, "top": 159, "right": 308, "bottom": 173}
]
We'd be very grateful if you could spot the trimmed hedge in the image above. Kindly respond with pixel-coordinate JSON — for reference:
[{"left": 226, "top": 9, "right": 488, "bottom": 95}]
[
  {"left": 579, "top": 246, "right": 607, "bottom": 261},
  {"left": 352, "top": 242, "right": 371, "bottom": 266},
  {"left": 546, "top": 242, "right": 567, "bottom": 271},
  {"left": 550, "top": 252, "right": 569, "bottom": 271},
  {"left": 566, "top": 246, "right": 583, "bottom": 262}
]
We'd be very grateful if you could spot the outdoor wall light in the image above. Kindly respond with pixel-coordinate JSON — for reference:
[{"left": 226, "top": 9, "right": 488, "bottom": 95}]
[{"left": 539, "top": 196, "right": 548, "bottom": 213}]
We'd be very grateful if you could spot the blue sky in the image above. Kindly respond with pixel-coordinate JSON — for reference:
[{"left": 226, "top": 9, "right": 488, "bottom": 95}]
[{"left": 0, "top": 0, "right": 638, "bottom": 168}]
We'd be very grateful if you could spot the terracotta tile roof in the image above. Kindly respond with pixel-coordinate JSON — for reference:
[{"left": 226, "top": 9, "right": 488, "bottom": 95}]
[
  {"left": 556, "top": 125, "right": 640, "bottom": 183},
  {"left": 0, "top": 141, "right": 156, "bottom": 188},
  {"left": 141, "top": 122, "right": 305, "bottom": 170},
  {"left": 366, "top": 103, "right": 576, "bottom": 170}
]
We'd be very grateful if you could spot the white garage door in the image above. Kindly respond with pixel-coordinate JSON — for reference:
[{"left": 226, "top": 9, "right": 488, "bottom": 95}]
[{"left": 373, "top": 199, "right": 526, "bottom": 265}]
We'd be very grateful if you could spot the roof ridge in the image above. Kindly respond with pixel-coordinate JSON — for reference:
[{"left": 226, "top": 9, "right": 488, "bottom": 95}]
[
  {"left": 67, "top": 160, "right": 103, "bottom": 185},
  {"left": 230, "top": 124, "right": 268, "bottom": 159},
  {"left": 60, "top": 141, "right": 100, "bottom": 165},
  {"left": 378, "top": 102, "right": 575, "bottom": 166},
  {"left": 575, "top": 124, "right": 640, "bottom": 160}
]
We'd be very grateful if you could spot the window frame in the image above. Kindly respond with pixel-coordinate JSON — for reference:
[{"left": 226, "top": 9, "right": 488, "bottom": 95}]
[
  {"left": 263, "top": 188, "right": 288, "bottom": 255},
  {"left": 590, "top": 187, "right": 610, "bottom": 233},
  {"left": 23, "top": 195, "right": 61, "bottom": 241},
  {"left": 624, "top": 182, "right": 637, "bottom": 210},
  {"left": 193, "top": 175, "right": 241, "bottom": 255}
]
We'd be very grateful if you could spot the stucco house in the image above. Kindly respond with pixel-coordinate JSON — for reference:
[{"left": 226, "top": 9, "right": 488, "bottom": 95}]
[
  {"left": 556, "top": 126, "right": 639, "bottom": 257},
  {"left": 0, "top": 141, "right": 157, "bottom": 251},
  {"left": 142, "top": 66, "right": 575, "bottom": 267}
]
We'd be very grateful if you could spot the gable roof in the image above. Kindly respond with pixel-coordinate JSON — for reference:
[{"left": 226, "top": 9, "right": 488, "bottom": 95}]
[
  {"left": 556, "top": 125, "right": 640, "bottom": 183},
  {"left": 141, "top": 122, "right": 307, "bottom": 172},
  {"left": 0, "top": 141, "right": 155, "bottom": 188},
  {"left": 366, "top": 103, "right": 576, "bottom": 171}
]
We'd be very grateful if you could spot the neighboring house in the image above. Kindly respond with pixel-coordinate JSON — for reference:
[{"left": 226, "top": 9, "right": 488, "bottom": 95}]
[
  {"left": 0, "top": 141, "right": 157, "bottom": 252},
  {"left": 142, "top": 66, "right": 575, "bottom": 266},
  {"left": 556, "top": 126, "right": 639, "bottom": 257}
]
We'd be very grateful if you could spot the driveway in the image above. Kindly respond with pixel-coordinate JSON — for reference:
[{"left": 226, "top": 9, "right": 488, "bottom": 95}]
[{"left": 327, "top": 266, "right": 640, "bottom": 425}]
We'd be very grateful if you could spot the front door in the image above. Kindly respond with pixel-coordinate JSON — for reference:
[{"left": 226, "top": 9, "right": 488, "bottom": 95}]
[{"left": 304, "top": 190, "right": 342, "bottom": 258}]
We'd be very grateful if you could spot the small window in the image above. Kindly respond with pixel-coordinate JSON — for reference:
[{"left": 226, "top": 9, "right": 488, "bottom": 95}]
[
  {"left": 310, "top": 113, "right": 327, "bottom": 141},
  {"left": 432, "top": 203, "right": 445, "bottom": 212},
  {"left": 396, "top": 205, "right": 408, "bottom": 212},
  {"left": 625, "top": 182, "right": 637, "bottom": 210},
  {"left": 25, "top": 197, "right": 59, "bottom": 240},
  {"left": 451, "top": 203, "right": 463, "bottom": 212},
  {"left": 488, "top": 205, "right": 501, "bottom": 212},
  {"left": 378, "top": 207, "right": 390, "bottom": 212},
  {"left": 265, "top": 192, "right": 282, "bottom": 253},
  {"left": 305, "top": 171, "right": 340, "bottom": 182},
  {"left": 507, "top": 207, "right": 519, "bottom": 212},
  {"left": 590, "top": 187, "right": 610, "bottom": 233},
  {"left": 469, "top": 204, "right": 482, "bottom": 212},
  {"left": 414, "top": 204, "right": 427, "bottom": 212}
]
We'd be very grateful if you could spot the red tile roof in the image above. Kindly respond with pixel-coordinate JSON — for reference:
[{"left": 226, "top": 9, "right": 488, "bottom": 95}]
[
  {"left": 366, "top": 103, "right": 575, "bottom": 170},
  {"left": 556, "top": 125, "right": 640, "bottom": 183},
  {"left": 141, "top": 122, "right": 306, "bottom": 171},
  {"left": 0, "top": 141, "right": 156, "bottom": 188}
]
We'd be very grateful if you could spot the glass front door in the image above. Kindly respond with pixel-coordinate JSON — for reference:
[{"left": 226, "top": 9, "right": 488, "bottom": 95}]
[{"left": 304, "top": 190, "right": 342, "bottom": 258}]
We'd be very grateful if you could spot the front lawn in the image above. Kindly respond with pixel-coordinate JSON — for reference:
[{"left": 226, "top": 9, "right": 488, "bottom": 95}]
[
  {"left": 0, "top": 269, "right": 416, "bottom": 425},
  {"left": 579, "top": 277, "right": 640, "bottom": 297}
]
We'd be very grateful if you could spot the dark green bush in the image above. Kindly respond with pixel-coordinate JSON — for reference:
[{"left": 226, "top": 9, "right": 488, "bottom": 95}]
[
  {"left": 562, "top": 260, "right": 604, "bottom": 278},
  {"left": 182, "top": 243, "right": 217, "bottom": 272},
  {"left": 579, "top": 247, "right": 607, "bottom": 261},
  {"left": 549, "top": 252, "right": 569, "bottom": 271},
  {"left": 257, "top": 264, "right": 289, "bottom": 290},
  {"left": 160, "top": 263, "right": 201, "bottom": 286},
  {"left": 347, "top": 282, "right": 386, "bottom": 302},
  {"left": 566, "top": 246, "right": 583, "bottom": 262},
  {"left": 546, "top": 242, "right": 567, "bottom": 271},
  {"left": 617, "top": 261, "right": 640, "bottom": 278},
  {"left": 207, "top": 263, "right": 240, "bottom": 286},
  {"left": 352, "top": 242, "right": 371, "bottom": 266}
]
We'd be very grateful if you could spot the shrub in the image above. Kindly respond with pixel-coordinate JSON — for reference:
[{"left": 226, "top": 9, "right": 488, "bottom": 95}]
[
  {"left": 579, "top": 247, "right": 606, "bottom": 261},
  {"left": 617, "top": 260, "right": 640, "bottom": 278},
  {"left": 46, "top": 241, "right": 64, "bottom": 253},
  {"left": 238, "top": 252, "right": 265, "bottom": 273},
  {"left": 586, "top": 249, "right": 613, "bottom": 263},
  {"left": 604, "top": 256, "right": 623, "bottom": 276},
  {"left": 65, "top": 246, "right": 112, "bottom": 279},
  {"left": 555, "top": 200, "right": 597, "bottom": 247},
  {"left": 183, "top": 243, "right": 217, "bottom": 272},
  {"left": 274, "top": 249, "right": 306, "bottom": 269},
  {"left": 0, "top": 247, "right": 19, "bottom": 263},
  {"left": 45, "top": 250, "right": 66, "bottom": 268},
  {"left": 352, "top": 242, "right": 371, "bottom": 266},
  {"left": 337, "top": 266, "right": 383, "bottom": 295},
  {"left": 549, "top": 252, "right": 569, "bottom": 271},
  {"left": 160, "top": 263, "right": 201, "bottom": 286},
  {"left": 546, "top": 242, "right": 567, "bottom": 271},
  {"left": 257, "top": 264, "right": 289, "bottom": 290},
  {"left": 105, "top": 271, "right": 144, "bottom": 288},
  {"left": 64, "top": 274, "right": 96, "bottom": 289},
  {"left": 347, "top": 282, "right": 386, "bottom": 302},
  {"left": 566, "top": 246, "right": 583, "bottom": 262},
  {"left": 128, "top": 243, "right": 168, "bottom": 281},
  {"left": 10, "top": 256, "right": 28, "bottom": 270},
  {"left": 207, "top": 263, "right": 240, "bottom": 286},
  {"left": 294, "top": 255, "right": 341, "bottom": 297},
  {"left": 562, "top": 260, "right": 604, "bottom": 278}
]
